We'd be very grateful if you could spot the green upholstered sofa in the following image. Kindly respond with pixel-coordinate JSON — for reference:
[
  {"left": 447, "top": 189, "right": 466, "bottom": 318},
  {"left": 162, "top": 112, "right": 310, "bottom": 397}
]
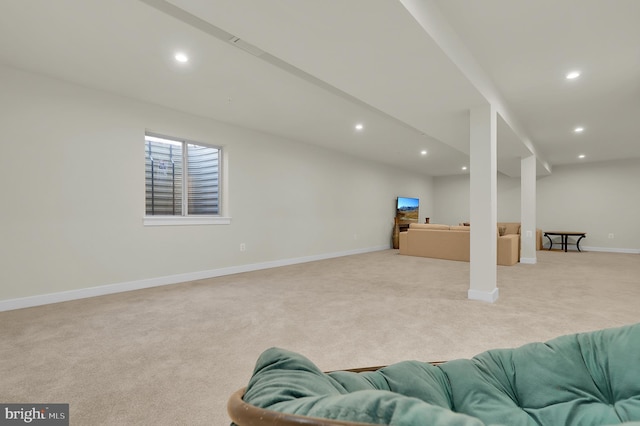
[{"left": 230, "top": 323, "right": 640, "bottom": 425}]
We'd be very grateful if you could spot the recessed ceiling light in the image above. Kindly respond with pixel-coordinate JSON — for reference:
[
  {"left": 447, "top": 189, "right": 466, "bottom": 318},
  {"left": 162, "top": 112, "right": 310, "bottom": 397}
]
[
  {"left": 420, "top": 150, "right": 427, "bottom": 156},
  {"left": 566, "top": 70, "right": 581, "bottom": 80},
  {"left": 462, "top": 166, "right": 468, "bottom": 171},
  {"left": 574, "top": 127, "right": 584, "bottom": 133},
  {"left": 578, "top": 154, "right": 586, "bottom": 159},
  {"left": 175, "top": 52, "right": 189, "bottom": 63},
  {"left": 355, "top": 123, "right": 364, "bottom": 131}
]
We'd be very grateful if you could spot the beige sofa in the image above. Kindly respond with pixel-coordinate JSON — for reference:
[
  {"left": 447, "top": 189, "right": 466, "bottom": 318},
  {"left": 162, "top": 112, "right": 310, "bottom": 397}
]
[{"left": 399, "top": 223, "right": 520, "bottom": 266}]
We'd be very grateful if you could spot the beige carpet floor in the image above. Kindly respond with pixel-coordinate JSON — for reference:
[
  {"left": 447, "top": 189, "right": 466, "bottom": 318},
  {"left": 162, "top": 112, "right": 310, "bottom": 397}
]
[{"left": 1, "top": 249, "right": 639, "bottom": 425}]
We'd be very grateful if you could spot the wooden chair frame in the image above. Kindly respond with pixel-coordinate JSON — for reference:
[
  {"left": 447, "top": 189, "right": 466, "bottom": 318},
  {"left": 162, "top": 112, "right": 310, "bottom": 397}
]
[{"left": 228, "top": 387, "right": 375, "bottom": 426}]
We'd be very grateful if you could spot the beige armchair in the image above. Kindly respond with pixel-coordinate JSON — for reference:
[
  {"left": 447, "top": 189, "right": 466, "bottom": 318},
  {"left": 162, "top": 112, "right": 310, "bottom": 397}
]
[{"left": 497, "top": 222, "right": 543, "bottom": 253}]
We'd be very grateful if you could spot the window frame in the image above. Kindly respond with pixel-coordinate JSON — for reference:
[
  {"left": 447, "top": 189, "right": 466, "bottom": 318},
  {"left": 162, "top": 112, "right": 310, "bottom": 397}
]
[{"left": 143, "top": 132, "right": 230, "bottom": 226}]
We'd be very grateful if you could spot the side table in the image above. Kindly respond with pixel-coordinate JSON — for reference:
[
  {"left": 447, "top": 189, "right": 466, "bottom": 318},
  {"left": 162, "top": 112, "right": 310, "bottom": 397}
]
[{"left": 544, "top": 231, "right": 586, "bottom": 252}]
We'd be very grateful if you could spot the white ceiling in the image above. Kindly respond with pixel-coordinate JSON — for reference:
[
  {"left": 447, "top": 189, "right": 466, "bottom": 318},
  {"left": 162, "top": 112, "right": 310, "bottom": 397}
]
[{"left": 0, "top": 0, "right": 638, "bottom": 177}]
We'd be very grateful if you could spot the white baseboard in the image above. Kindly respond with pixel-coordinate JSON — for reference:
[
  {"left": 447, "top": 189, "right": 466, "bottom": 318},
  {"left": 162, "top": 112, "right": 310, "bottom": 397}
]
[
  {"left": 541, "top": 244, "right": 639, "bottom": 254},
  {"left": 520, "top": 257, "right": 537, "bottom": 264},
  {"left": 582, "top": 246, "right": 640, "bottom": 254},
  {"left": 0, "top": 245, "right": 390, "bottom": 312},
  {"left": 468, "top": 287, "right": 499, "bottom": 303}
]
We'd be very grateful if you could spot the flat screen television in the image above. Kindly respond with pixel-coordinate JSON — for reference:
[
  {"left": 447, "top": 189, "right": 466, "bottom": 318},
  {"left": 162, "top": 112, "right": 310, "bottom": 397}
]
[{"left": 396, "top": 197, "right": 419, "bottom": 225}]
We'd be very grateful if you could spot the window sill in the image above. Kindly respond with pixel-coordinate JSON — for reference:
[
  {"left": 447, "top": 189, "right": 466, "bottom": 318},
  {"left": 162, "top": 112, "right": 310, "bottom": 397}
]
[{"left": 143, "top": 216, "right": 231, "bottom": 226}]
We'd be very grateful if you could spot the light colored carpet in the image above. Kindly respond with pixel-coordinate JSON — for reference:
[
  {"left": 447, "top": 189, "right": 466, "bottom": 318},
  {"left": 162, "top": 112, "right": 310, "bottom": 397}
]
[{"left": 1, "top": 250, "right": 638, "bottom": 425}]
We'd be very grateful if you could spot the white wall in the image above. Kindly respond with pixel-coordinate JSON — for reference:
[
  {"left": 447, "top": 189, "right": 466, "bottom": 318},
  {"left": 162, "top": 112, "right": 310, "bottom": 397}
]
[
  {"left": 537, "top": 159, "right": 640, "bottom": 251},
  {"left": 0, "top": 65, "right": 434, "bottom": 305},
  {"left": 433, "top": 174, "right": 470, "bottom": 225},
  {"left": 433, "top": 160, "right": 640, "bottom": 252}
]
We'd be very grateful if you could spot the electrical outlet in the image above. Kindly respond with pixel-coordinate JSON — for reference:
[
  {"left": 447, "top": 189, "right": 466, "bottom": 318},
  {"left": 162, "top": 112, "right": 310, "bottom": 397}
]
[
  {"left": 240, "top": 243, "right": 246, "bottom": 251},
  {"left": 608, "top": 233, "right": 614, "bottom": 239}
]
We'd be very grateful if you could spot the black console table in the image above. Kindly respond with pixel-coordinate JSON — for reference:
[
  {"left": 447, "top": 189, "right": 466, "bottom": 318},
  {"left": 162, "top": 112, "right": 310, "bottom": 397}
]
[{"left": 544, "top": 231, "right": 586, "bottom": 252}]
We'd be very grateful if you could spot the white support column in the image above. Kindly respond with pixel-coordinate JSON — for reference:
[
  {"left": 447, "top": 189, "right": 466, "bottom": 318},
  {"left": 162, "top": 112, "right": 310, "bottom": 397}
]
[
  {"left": 520, "top": 155, "right": 537, "bottom": 264},
  {"left": 468, "top": 104, "right": 498, "bottom": 303}
]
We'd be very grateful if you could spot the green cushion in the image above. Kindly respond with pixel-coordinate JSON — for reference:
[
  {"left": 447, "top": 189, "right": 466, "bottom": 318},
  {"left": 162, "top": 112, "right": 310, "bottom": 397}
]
[
  {"left": 240, "top": 323, "right": 640, "bottom": 425},
  {"left": 242, "top": 348, "right": 481, "bottom": 425},
  {"left": 439, "top": 324, "right": 640, "bottom": 425}
]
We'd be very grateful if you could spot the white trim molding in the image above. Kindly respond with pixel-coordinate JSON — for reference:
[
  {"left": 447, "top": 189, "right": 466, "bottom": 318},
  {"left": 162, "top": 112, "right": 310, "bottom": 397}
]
[
  {"left": 143, "top": 216, "right": 231, "bottom": 226},
  {"left": 468, "top": 287, "right": 499, "bottom": 303},
  {"left": 0, "top": 245, "right": 390, "bottom": 312},
  {"left": 541, "top": 244, "right": 640, "bottom": 254},
  {"left": 581, "top": 246, "right": 640, "bottom": 254},
  {"left": 520, "top": 257, "right": 537, "bottom": 264}
]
